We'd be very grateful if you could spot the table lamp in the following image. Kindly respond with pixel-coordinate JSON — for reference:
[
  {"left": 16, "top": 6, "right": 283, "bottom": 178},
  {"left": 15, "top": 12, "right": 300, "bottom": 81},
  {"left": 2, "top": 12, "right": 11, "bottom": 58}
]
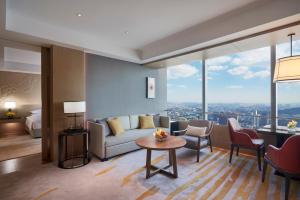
[
  {"left": 4, "top": 101, "right": 16, "bottom": 119},
  {"left": 63, "top": 101, "right": 86, "bottom": 131}
]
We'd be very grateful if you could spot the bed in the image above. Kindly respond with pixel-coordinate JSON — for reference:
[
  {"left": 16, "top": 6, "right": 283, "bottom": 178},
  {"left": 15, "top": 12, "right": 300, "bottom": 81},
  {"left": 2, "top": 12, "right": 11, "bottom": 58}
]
[{"left": 25, "top": 109, "right": 41, "bottom": 138}]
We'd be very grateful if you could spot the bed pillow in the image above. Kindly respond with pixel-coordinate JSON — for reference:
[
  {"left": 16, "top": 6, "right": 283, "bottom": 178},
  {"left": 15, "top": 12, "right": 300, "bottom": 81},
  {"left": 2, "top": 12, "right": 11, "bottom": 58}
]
[{"left": 30, "top": 109, "right": 41, "bottom": 115}]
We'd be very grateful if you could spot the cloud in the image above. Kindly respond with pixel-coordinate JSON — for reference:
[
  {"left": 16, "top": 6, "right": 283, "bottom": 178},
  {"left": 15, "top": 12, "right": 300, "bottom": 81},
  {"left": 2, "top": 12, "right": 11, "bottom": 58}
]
[
  {"left": 227, "top": 85, "right": 243, "bottom": 89},
  {"left": 167, "top": 64, "right": 198, "bottom": 80},
  {"left": 208, "top": 65, "right": 228, "bottom": 71},
  {"left": 228, "top": 66, "right": 270, "bottom": 79},
  {"left": 243, "top": 70, "right": 270, "bottom": 79},
  {"left": 233, "top": 47, "right": 270, "bottom": 68},
  {"left": 228, "top": 66, "right": 249, "bottom": 75},
  {"left": 177, "top": 85, "right": 187, "bottom": 88},
  {"left": 206, "top": 56, "right": 232, "bottom": 66}
]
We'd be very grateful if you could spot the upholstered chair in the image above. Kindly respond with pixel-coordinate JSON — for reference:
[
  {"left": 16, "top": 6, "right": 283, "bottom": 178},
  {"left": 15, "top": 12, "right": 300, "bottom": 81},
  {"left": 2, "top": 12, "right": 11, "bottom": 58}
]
[
  {"left": 173, "top": 120, "right": 214, "bottom": 162},
  {"left": 262, "top": 135, "right": 300, "bottom": 200},
  {"left": 228, "top": 118, "right": 265, "bottom": 170}
]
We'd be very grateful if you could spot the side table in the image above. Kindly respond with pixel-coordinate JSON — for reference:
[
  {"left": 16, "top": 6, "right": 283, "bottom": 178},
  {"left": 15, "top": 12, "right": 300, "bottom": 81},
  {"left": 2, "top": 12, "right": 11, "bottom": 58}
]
[{"left": 58, "top": 129, "right": 91, "bottom": 169}]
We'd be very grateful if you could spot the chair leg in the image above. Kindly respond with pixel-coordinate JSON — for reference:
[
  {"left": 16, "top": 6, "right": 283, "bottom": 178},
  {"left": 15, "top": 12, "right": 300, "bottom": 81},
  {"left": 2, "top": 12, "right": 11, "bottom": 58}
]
[
  {"left": 229, "top": 144, "right": 234, "bottom": 164},
  {"left": 236, "top": 146, "right": 239, "bottom": 156},
  {"left": 208, "top": 136, "right": 213, "bottom": 152},
  {"left": 257, "top": 149, "right": 261, "bottom": 171},
  {"left": 262, "top": 146, "right": 265, "bottom": 158},
  {"left": 285, "top": 176, "right": 290, "bottom": 200},
  {"left": 262, "top": 159, "right": 267, "bottom": 182},
  {"left": 197, "top": 137, "right": 201, "bottom": 162}
]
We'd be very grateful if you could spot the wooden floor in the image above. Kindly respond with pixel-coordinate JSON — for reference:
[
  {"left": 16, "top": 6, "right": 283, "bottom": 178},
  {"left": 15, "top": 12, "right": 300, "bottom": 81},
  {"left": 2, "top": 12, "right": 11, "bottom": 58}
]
[{"left": 0, "top": 134, "right": 41, "bottom": 162}]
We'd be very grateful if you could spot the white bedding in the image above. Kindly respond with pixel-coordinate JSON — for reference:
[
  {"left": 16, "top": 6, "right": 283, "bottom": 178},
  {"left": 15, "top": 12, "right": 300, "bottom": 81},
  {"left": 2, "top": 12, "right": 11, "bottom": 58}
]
[{"left": 26, "top": 114, "right": 41, "bottom": 130}]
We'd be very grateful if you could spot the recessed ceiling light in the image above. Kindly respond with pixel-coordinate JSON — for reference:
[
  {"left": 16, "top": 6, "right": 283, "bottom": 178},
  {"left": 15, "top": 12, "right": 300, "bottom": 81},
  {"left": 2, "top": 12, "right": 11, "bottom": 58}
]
[
  {"left": 76, "top": 13, "right": 83, "bottom": 17},
  {"left": 124, "top": 31, "right": 129, "bottom": 35}
]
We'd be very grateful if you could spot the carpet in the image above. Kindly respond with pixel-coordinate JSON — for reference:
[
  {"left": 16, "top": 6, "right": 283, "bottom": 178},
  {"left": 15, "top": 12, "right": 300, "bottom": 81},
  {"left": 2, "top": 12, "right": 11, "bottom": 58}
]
[
  {"left": 0, "top": 148, "right": 299, "bottom": 200},
  {"left": 0, "top": 135, "right": 41, "bottom": 161}
]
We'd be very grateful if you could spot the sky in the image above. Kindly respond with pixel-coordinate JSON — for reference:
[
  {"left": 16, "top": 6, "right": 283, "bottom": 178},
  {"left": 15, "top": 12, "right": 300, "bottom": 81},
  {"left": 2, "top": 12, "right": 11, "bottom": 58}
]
[{"left": 167, "top": 39, "right": 300, "bottom": 104}]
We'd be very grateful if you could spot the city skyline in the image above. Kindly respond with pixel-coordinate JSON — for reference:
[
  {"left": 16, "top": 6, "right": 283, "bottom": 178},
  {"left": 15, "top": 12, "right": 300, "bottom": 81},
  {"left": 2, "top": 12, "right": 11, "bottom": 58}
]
[{"left": 167, "top": 40, "right": 300, "bottom": 104}]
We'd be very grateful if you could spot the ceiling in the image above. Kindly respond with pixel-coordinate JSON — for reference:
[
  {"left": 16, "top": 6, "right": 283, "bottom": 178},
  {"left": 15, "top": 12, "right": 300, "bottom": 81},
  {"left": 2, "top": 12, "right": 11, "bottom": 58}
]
[
  {"left": 1, "top": 0, "right": 300, "bottom": 64},
  {"left": 146, "top": 24, "right": 300, "bottom": 68},
  {"left": 6, "top": 0, "right": 257, "bottom": 49}
]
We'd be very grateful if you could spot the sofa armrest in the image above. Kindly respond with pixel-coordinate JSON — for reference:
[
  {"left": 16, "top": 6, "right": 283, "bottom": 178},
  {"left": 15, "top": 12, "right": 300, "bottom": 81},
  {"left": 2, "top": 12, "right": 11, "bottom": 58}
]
[
  {"left": 160, "top": 116, "right": 170, "bottom": 128},
  {"left": 87, "top": 121, "right": 106, "bottom": 159}
]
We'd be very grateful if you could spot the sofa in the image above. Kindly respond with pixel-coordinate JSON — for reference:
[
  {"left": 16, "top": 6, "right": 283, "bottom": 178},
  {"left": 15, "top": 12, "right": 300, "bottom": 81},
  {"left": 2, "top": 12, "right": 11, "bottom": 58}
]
[{"left": 87, "top": 114, "right": 170, "bottom": 160}]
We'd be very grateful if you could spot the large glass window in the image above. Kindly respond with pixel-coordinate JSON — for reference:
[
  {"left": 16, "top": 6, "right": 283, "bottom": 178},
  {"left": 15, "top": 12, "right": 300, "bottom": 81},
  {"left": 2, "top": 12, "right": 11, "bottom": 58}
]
[
  {"left": 276, "top": 39, "right": 300, "bottom": 128},
  {"left": 167, "top": 61, "right": 202, "bottom": 120},
  {"left": 206, "top": 47, "right": 271, "bottom": 128}
]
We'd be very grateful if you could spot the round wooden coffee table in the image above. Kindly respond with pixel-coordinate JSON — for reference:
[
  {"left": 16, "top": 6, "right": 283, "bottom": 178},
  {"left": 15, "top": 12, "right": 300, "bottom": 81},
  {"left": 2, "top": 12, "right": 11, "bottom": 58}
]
[{"left": 136, "top": 135, "right": 186, "bottom": 179}]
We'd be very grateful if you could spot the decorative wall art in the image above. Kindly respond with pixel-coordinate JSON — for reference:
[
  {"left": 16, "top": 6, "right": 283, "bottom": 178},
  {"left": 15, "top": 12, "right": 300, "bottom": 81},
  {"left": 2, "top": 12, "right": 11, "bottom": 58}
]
[{"left": 146, "top": 77, "right": 155, "bottom": 99}]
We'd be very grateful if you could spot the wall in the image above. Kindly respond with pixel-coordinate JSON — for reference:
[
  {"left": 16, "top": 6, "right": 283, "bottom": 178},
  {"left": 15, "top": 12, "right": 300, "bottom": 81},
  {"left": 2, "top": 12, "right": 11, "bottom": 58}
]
[
  {"left": 0, "top": 71, "right": 41, "bottom": 118},
  {"left": 50, "top": 45, "right": 85, "bottom": 161},
  {"left": 85, "top": 54, "right": 167, "bottom": 120}
]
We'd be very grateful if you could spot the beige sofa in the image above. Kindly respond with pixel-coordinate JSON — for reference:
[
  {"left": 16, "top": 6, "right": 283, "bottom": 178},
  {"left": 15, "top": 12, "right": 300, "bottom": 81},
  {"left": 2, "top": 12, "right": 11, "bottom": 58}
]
[{"left": 87, "top": 114, "right": 170, "bottom": 160}]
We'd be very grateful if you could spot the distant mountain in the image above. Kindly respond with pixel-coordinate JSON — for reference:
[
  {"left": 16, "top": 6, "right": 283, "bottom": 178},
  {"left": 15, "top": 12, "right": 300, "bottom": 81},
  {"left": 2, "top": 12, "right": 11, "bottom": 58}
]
[{"left": 278, "top": 107, "right": 300, "bottom": 115}]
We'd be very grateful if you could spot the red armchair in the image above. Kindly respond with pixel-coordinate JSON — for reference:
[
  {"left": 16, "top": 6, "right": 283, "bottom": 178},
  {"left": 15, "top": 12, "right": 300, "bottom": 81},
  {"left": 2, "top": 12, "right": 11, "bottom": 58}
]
[
  {"left": 262, "top": 135, "right": 300, "bottom": 200},
  {"left": 228, "top": 118, "right": 265, "bottom": 170}
]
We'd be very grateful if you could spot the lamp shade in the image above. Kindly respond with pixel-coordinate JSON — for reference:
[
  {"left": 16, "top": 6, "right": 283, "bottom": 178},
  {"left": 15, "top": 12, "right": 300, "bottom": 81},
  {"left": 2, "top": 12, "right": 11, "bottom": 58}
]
[
  {"left": 273, "top": 55, "right": 300, "bottom": 82},
  {"left": 4, "top": 101, "right": 16, "bottom": 109},
  {"left": 63, "top": 101, "right": 86, "bottom": 113}
]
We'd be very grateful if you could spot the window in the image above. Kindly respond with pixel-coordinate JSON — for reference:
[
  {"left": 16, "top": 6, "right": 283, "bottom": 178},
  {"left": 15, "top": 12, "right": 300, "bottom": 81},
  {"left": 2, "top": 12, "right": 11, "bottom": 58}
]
[
  {"left": 276, "top": 39, "right": 300, "bottom": 128},
  {"left": 206, "top": 47, "right": 271, "bottom": 128},
  {"left": 167, "top": 61, "right": 202, "bottom": 120}
]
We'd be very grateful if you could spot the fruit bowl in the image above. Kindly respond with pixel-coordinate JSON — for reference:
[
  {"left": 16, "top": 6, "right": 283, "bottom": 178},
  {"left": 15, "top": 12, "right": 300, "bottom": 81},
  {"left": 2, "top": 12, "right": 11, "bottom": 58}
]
[{"left": 154, "top": 128, "right": 168, "bottom": 142}]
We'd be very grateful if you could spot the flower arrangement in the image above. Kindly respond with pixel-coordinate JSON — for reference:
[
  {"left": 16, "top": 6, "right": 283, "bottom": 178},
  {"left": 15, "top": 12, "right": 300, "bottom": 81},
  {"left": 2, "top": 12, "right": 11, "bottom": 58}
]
[
  {"left": 287, "top": 120, "right": 297, "bottom": 129},
  {"left": 154, "top": 128, "right": 168, "bottom": 142},
  {"left": 5, "top": 111, "right": 16, "bottom": 119}
]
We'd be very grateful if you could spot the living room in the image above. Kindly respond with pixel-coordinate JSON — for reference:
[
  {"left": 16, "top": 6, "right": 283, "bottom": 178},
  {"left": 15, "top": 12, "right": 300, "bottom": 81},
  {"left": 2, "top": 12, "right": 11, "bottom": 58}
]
[{"left": 1, "top": 0, "right": 300, "bottom": 200}]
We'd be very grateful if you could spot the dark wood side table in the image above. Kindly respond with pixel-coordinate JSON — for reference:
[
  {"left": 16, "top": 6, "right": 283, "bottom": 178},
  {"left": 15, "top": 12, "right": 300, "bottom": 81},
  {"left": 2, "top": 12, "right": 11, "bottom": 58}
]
[
  {"left": 136, "top": 136, "right": 186, "bottom": 179},
  {"left": 58, "top": 129, "right": 91, "bottom": 169},
  {"left": 0, "top": 117, "right": 25, "bottom": 137}
]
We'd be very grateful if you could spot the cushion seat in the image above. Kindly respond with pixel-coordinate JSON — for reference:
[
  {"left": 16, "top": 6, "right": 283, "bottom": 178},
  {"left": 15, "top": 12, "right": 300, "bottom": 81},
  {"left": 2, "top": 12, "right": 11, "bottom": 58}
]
[
  {"left": 181, "top": 135, "right": 208, "bottom": 149},
  {"left": 106, "top": 129, "right": 155, "bottom": 147},
  {"left": 106, "top": 128, "right": 170, "bottom": 147},
  {"left": 252, "top": 139, "right": 264, "bottom": 146}
]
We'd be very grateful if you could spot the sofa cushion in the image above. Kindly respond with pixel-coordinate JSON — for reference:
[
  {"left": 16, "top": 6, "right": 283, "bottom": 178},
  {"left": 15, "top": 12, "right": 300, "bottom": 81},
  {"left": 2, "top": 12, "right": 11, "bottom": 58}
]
[
  {"left": 117, "top": 115, "right": 131, "bottom": 130},
  {"left": 95, "top": 119, "right": 111, "bottom": 136},
  {"left": 107, "top": 118, "right": 124, "bottom": 135},
  {"left": 106, "top": 129, "right": 155, "bottom": 147},
  {"left": 139, "top": 115, "right": 155, "bottom": 129},
  {"left": 129, "top": 115, "right": 139, "bottom": 129}
]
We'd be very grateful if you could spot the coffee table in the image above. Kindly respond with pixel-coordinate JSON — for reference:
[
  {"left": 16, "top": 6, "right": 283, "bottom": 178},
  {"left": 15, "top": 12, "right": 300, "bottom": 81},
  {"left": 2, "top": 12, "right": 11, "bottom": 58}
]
[{"left": 136, "top": 135, "right": 186, "bottom": 179}]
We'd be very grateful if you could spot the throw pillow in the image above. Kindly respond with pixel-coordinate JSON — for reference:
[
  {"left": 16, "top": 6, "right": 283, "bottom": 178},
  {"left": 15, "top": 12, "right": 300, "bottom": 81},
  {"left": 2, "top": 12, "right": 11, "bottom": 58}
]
[
  {"left": 139, "top": 115, "right": 155, "bottom": 129},
  {"left": 186, "top": 125, "right": 207, "bottom": 137},
  {"left": 96, "top": 119, "right": 111, "bottom": 136},
  {"left": 107, "top": 118, "right": 124, "bottom": 135}
]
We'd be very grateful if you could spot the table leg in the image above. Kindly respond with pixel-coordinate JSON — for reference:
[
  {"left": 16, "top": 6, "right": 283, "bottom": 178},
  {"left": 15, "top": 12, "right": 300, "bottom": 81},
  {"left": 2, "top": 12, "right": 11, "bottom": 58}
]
[
  {"left": 146, "top": 149, "right": 152, "bottom": 179},
  {"left": 169, "top": 150, "right": 173, "bottom": 166},
  {"left": 171, "top": 149, "right": 178, "bottom": 178}
]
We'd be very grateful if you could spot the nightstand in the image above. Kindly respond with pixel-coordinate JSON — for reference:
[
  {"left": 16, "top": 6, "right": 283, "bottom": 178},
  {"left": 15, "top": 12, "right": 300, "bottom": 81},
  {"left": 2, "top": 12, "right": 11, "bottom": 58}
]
[
  {"left": 58, "top": 129, "right": 91, "bottom": 169},
  {"left": 0, "top": 118, "right": 25, "bottom": 138}
]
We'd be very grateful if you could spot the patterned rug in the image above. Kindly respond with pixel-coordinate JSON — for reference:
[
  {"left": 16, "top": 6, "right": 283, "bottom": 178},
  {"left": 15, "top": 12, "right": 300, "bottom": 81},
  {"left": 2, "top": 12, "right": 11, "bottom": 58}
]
[{"left": 1, "top": 147, "right": 299, "bottom": 200}]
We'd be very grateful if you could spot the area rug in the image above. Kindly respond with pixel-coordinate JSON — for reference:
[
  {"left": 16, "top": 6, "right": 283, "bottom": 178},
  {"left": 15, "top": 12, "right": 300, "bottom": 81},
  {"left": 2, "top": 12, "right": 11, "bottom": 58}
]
[{"left": 0, "top": 147, "right": 299, "bottom": 200}]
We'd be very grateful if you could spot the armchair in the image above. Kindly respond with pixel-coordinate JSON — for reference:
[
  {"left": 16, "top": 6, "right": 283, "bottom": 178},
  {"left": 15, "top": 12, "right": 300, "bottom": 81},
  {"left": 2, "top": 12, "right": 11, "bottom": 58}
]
[
  {"left": 173, "top": 120, "right": 214, "bottom": 162},
  {"left": 228, "top": 118, "right": 265, "bottom": 171},
  {"left": 262, "top": 135, "right": 300, "bottom": 200}
]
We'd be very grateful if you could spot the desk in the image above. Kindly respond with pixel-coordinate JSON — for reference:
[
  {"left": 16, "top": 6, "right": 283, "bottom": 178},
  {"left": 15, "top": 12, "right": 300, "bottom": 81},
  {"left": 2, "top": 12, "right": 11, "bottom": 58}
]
[{"left": 257, "top": 128, "right": 299, "bottom": 147}]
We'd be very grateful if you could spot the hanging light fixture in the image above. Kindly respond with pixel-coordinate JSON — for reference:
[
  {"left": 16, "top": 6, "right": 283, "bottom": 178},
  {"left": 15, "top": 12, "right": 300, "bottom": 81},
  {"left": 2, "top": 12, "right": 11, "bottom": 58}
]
[{"left": 273, "top": 33, "right": 300, "bottom": 82}]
